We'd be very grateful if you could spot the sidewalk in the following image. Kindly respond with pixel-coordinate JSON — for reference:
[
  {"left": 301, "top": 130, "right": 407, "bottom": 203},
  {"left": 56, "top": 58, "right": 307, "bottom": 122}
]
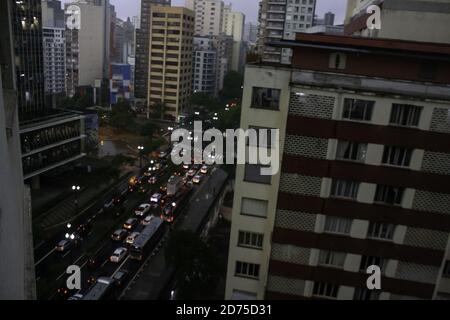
[{"left": 121, "top": 168, "right": 228, "bottom": 300}]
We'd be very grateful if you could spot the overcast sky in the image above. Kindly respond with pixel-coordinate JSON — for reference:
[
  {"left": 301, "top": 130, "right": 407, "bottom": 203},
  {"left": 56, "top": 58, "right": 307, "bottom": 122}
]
[{"left": 103, "top": 0, "right": 347, "bottom": 24}]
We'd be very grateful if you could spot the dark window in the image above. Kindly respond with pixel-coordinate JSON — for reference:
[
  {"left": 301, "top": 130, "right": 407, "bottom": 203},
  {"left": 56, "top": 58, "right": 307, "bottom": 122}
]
[
  {"left": 343, "top": 98, "right": 374, "bottom": 121},
  {"left": 374, "top": 185, "right": 404, "bottom": 205},
  {"left": 244, "top": 164, "right": 272, "bottom": 184},
  {"left": 382, "top": 146, "right": 413, "bottom": 167},
  {"left": 251, "top": 87, "right": 281, "bottom": 110},
  {"left": 238, "top": 231, "right": 264, "bottom": 249},
  {"left": 390, "top": 104, "right": 422, "bottom": 127}
]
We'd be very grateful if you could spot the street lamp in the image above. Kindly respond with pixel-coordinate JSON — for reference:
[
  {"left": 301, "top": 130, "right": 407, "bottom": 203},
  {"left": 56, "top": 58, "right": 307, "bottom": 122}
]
[
  {"left": 138, "top": 146, "right": 144, "bottom": 168},
  {"left": 72, "top": 185, "right": 80, "bottom": 214}
]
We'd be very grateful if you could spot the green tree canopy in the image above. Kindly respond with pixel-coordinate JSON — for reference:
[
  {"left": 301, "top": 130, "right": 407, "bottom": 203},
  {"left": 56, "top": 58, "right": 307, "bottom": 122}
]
[
  {"left": 109, "top": 100, "right": 135, "bottom": 131},
  {"left": 165, "top": 230, "right": 221, "bottom": 299},
  {"left": 140, "top": 122, "right": 156, "bottom": 138},
  {"left": 221, "top": 71, "right": 244, "bottom": 100}
]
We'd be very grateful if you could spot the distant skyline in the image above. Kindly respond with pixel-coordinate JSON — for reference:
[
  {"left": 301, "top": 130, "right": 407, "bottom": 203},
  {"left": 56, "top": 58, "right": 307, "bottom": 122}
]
[{"left": 62, "top": 0, "right": 347, "bottom": 24}]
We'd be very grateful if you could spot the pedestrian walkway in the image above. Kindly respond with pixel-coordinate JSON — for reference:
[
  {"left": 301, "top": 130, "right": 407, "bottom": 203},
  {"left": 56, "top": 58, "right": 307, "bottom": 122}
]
[{"left": 122, "top": 168, "right": 228, "bottom": 300}]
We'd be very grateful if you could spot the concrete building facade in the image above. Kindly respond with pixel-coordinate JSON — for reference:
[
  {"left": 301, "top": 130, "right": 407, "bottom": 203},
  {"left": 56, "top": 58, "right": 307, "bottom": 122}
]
[
  {"left": 147, "top": 6, "right": 194, "bottom": 120},
  {"left": 193, "top": 36, "right": 217, "bottom": 95},
  {"left": 345, "top": 0, "right": 450, "bottom": 44},
  {"left": 0, "top": 0, "right": 36, "bottom": 300},
  {"left": 225, "top": 34, "right": 450, "bottom": 300}
]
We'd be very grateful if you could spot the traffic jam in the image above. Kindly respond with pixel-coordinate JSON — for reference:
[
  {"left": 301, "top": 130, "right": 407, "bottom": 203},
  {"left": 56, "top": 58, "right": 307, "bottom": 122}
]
[{"left": 51, "top": 150, "right": 213, "bottom": 300}]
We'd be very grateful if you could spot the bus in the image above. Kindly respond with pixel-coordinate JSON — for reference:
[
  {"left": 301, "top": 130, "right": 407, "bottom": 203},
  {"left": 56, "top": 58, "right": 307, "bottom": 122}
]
[
  {"left": 129, "top": 217, "right": 165, "bottom": 261},
  {"left": 82, "top": 277, "right": 116, "bottom": 300}
]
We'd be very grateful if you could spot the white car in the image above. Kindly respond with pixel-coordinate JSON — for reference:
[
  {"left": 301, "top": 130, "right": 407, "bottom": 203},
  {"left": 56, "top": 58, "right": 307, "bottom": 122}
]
[
  {"left": 148, "top": 176, "right": 157, "bottom": 185},
  {"left": 182, "top": 163, "right": 190, "bottom": 170},
  {"left": 110, "top": 247, "right": 128, "bottom": 263},
  {"left": 125, "top": 232, "right": 140, "bottom": 245},
  {"left": 200, "top": 165, "right": 208, "bottom": 174},
  {"left": 187, "top": 169, "right": 196, "bottom": 178},
  {"left": 142, "top": 215, "right": 154, "bottom": 226},
  {"left": 135, "top": 203, "right": 151, "bottom": 217},
  {"left": 193, "top": 175, "right": 202, "bottom": 184},
  {"left": 150, "top": 193, "right": 162, "bottom": 207}
]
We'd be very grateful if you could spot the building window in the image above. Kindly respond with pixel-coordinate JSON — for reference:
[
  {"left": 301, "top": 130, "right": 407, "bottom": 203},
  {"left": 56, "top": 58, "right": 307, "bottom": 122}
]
[
  {"left": 354, "top": 288, "right": 380, "bottom": 300},
  {"left": 318, "top": 250, "right": 346, "bottom": 268},
  {"left": 244, "top": 164, "right": 272, "bottom": 185},
  {"left": 390, "top": 104, "right": 422, "bottom": 127},
  {"left": 336, "top": 141, "right": 367, "bottom": 162},
  {"left": 324, "top": 216, "right": 352, "bottom": 235},
  {"left": 382, "top": 146, "right": 413, "bottom": 167},
  {"left": 330, "top": 179, "right": 359, "bottom": 200},
  {"left": 248, "top": 125, "right": 275, "bottom": 148},
  {"left": 312, "top": 282, "right": 339, "bottom": 299},
  {"left": 238, "top": 231, "right": 264, "bottom": 250},
  {"left": 367, "top": 222, "right": 395, "bottom": 240},
  {"left": 342, "top": 98, "right": 374, "bottom": 121},
  {"left": 443, "top": 261, "right": 450, "bottom": 278},
  {"left": 374, "top": 185, "right": 404, "bottom": 205},
  {"left": 241, "top": 197, "right": 268, "bottom": 218},
  {"left": 251, "top": 87, "right": 281, "bottom": 110},
  {"left": 329, "top": 52, "right": 346, "bottom": 69},
  {"left": 235, "top": 261, "right": 260, "bottom": 279},
  {"left": 359, "top": 256, "right": 386, "bottom": 272}
]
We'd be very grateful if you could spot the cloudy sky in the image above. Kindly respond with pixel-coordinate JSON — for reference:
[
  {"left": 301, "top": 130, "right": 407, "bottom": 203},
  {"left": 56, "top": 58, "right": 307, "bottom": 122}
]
[{"left": 85, "top": 0, "right": 348, "bottom": 24}]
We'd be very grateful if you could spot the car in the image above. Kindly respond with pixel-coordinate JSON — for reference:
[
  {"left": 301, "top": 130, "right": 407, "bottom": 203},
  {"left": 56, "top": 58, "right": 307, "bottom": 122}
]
[
  {"left": 193, "top": 164, "right": 201, "bottom": 170},
  {"left": 123, "top": 218, "right": 138, "bottom": 230},
  {"left": 55, "top": 239, "right": 72, "bottom": 252},
  {"left": 111, "top": 229, "right": 128, "bottom": 241},
  {"left": 68, "top": 293, "right": 84, "bottom": 300},
  {"left": 150, "top": 193, "right": 162, "bottom": 207},
  {"left": 158, "top": 151, "right": 167, "bottom": 158},
  {"left": 182, "top": 163, "right": 190, "bottom": 170},
  {"left": 110, "top": 247, "right": 128, "bottom": 263},
  {"left": 187, "top": 169, "right": 196, "bottom": 178},
  {"left": 148, "top": 176, "right": 157, "bottom": 184},
  {"left": 125, "top": 232, "right": 140, "bottom": 245},
  {"left": 56, "top": 286, "right": 76, "bottom": 299},
  {"left": 112, "top": 269, "right": 129, "bottom": 287},
  {"left": 142, "top": 215, "right": 154, "bottom": 226},
  {"left": 87, "top": 255, "right": 103, "bottom": 269},
  {"left": 135, "top": 203, "right": 151, "bottom": 217},
  {"left": 200, "top": 165, "right": 209, "bottom": 174},
  {"left": 192, "top": 175, "right": 203, "bottom": 184}
]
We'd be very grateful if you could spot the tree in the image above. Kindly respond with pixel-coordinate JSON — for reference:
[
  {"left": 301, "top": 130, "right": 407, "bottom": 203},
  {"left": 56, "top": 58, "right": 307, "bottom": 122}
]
[
  {"left": 221, "top": 71, "right": 244, "bottom": 100},
  {"left": 109, "top": 100, "right": 135, "bottom": 131},
  {"left": 165, "top": 231, "right": 221, "bottom": 300},
  {"left": 190, "top": 93, "right": 220, "bottom": 111},
  {"left": 143, "top": 137, "right": 164, "bottom": 154},
  {"left": 151, "top": 102, "right": 167, "bottom": 120},
  {"left": 140, "top": 122, "right": 156, "bottom": 138}
]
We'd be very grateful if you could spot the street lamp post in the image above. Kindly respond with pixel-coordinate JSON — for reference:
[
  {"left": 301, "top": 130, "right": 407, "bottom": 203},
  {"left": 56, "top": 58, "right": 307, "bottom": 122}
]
[
  {"left": 138, "top": 146, "right": 144, "bottom": 168},
  {"left": 72, "top": 185, "right": 80, "bottom": 214}
]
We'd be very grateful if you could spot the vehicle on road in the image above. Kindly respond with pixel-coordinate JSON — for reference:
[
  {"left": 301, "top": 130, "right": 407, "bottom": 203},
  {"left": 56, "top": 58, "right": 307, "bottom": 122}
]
[
  {"left": 68, "top": 293, "right": 83, "bottom": 300},
  {"left": 192, "top": 175, "right": 202, "bottom": 184},
  {"left": 83, "top": 277, "right": 117, "bottom": 300},
  {"left": 55, "top": 239, "right": 72, "bottom": 252},
  {"left": 56, "top": 286, "right": 76, "bottom": 299},
  {"left": 182, "top": 163, "right": 190, "bottom": 170},
  {"left": 123, "top": 218, "right": 138, "bottom": 230},
  {"left": 112, "top": 270, "right": 129, "bottom": 287},
  {"left": 160, "top": 187, "right": 192, "bottom": 223},
  {"left": 110, "top": 247, "right": 128, "bottom": 263},
  {"left": 142, "top": 215, "right": 154, "bottom": 226},
  {"left": 150, "top": 193, "right": 162, "bottom": 207},
  {"left": 186, "top": 169, "right": 196, "bottom": 178},
  {"left": 200, "top": 165, "right": 209, "bottom": 174},
  {"left": 148, "top": 176, "right": 157, "bottom": 184},
  {"left": 125, "top": 232, "right": 140, "bottom": 245},
  {"left": 111, "top": 229, "right": 128, "bottom": 242},
  {"left": 167, "top": 175, "right": 183, "bottom": 196},
  {"left": 135, "top": 203, "right": 151, "bottom": 217},
  {"left": 130, "top": 217, "right": 165, "bottom": 261}
]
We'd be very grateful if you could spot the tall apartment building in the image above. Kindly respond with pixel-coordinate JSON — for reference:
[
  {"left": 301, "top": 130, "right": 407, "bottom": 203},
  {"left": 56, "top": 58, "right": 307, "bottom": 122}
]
[
  {"left": 222, "top": 5, "right": 246, "bottom": 71},
  {"left": 193, "top": 37, "right": 217, "bottom": 95},
  {"left": 257, "top": 0, "right": 316, "bottom": 63},
  {"left": 323, "top": 12, "right": 335, "bottom": 26},
  {"left": 135, "top": 0, "right": 171, "bottom": 106},
  {"left": 147, "top": 6, "right": 194, "bottom": 120},
  {"left": 225, "top": 33, "right": 450, "bottom": 300},
  {"left": 188, "top": 0, "right": 225, "bottom": 36},
  {"left": 42, "top": 1, "right": 66, "bottom": 98},
  {"left": 244, "top": 22, "right": 259, "bottom": 44},
  {"left": 65, "top": 0, "right": 111, "bottom": 100},
  {"left": 5, "top": 0, "right": 86, "bottom": 186},
  {"left": 345, "top": 0, "right": 450, "bottom": 44},
  {"left": 0, "top": 0, "right": 36, "bottom": 300}
]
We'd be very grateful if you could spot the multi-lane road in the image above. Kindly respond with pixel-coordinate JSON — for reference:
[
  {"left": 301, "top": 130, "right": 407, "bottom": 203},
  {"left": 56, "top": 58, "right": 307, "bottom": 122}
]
[{"left": 34, "top": 155, "right": 215, "bottom": 300}]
